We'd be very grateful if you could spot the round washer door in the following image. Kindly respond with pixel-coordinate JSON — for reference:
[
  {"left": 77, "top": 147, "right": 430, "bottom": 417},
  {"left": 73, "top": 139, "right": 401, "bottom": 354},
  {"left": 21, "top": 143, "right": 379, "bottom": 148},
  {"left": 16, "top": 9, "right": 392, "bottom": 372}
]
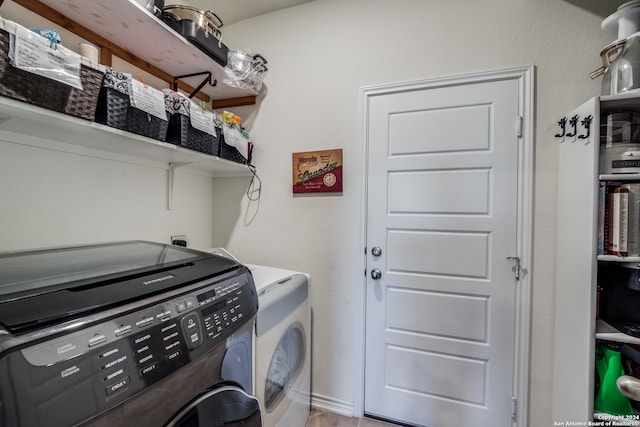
[{"left": 165, "top": 385, "right": 262, "bottom": 427}]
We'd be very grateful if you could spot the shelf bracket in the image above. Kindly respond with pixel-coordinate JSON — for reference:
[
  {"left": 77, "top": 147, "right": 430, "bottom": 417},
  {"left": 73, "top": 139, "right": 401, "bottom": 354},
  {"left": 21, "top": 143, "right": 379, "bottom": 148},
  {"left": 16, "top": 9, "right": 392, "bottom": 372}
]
[
  {"left": 168, "top": 162, "right": 193, "bottom": 211},
  {"left": 173, "top": 71, "right": 217, "bottom": 99}
]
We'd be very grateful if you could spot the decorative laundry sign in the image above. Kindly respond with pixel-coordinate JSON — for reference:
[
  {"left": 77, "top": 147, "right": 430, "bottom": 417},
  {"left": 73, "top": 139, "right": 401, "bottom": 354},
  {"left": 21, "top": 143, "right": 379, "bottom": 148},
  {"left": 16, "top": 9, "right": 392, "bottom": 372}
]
[{"left": 292, "top": 149, "right": 343, "bottom": 194}]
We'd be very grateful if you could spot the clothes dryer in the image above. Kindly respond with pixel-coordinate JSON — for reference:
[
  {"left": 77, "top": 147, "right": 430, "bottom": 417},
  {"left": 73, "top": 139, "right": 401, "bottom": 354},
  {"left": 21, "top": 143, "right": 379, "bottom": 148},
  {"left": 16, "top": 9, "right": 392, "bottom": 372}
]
[{"left": 249, "top": 265, "right": 311, "bottom": 427}]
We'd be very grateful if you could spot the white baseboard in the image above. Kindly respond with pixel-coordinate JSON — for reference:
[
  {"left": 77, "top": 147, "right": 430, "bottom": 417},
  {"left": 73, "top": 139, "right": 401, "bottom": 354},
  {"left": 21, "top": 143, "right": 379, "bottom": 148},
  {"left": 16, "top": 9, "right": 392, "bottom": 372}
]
[{"left": 310, "top": 393, "right": 354, "bottom": 417}]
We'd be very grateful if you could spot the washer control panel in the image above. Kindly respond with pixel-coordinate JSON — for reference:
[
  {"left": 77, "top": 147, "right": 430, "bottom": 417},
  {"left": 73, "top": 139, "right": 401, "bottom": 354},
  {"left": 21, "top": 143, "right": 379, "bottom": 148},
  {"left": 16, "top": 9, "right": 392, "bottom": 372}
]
[{"left": 3, "top": 270, "right": 258, "bottom": 427}]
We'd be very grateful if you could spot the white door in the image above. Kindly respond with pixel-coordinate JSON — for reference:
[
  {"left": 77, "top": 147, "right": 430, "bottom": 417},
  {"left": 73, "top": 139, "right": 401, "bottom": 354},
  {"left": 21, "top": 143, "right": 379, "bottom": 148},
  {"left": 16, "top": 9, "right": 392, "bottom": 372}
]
[{"left": 364, "top": 74, "right": 523, "bottom": 427}]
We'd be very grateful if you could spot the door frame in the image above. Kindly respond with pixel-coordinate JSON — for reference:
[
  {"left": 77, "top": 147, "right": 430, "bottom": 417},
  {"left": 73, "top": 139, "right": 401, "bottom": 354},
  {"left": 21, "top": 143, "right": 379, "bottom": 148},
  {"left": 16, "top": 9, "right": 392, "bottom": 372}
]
[{"left": 354, "top": 66, "right": 534, "bottom": 426}]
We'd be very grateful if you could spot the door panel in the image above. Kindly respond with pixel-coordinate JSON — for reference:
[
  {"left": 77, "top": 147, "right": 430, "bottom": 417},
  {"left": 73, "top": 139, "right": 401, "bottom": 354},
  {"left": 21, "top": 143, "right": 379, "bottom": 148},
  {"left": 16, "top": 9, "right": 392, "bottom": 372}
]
[
  {"left": 386, "top": 345, "right": 487, "bottom": 404},
  {"left": 364, "top": 76, "right": 520, "bottom": 427},
  {"left": 388, "top": 103, "right": 492, "bottom": 154},
  {"left": 388, "top": 230, "right": 490, "bottom": 277},
  {"left": 387, "top": 288, "right": 488, "bottom": 341},
  {"left": 388, "top": 169, "right": 491, "bottom": 214}
]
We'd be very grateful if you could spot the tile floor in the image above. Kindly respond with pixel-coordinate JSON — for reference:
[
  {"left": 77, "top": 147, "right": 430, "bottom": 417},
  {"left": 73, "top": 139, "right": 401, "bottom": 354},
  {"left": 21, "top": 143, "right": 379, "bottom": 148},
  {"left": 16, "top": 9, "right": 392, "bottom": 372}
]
[{"left": 306, "top": 408, "right": 399, "bottom": 427}]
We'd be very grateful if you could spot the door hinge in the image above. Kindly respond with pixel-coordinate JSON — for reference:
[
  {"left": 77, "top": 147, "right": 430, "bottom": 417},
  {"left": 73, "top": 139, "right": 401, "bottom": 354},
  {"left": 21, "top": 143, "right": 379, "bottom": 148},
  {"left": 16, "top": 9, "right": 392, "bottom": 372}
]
[
  {"left": 511, "top": 395, "right": 517, "bottom": 419},
  {"left": 507, "top": 256, "right": 521, "bottom": 281},
  {"left": 516, "top": 116, "right": 523, "bottom": 138}
]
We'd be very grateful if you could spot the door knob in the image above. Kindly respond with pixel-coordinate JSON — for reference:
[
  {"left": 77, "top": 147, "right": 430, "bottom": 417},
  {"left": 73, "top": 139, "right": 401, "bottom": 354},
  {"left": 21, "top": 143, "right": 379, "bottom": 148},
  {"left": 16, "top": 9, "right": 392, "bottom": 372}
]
[
  {"left": 371, "top": 246, "right": 382, "bottom": 257},
  {"left": 370, "top": 268, "right": 382, "bottom": 280}
]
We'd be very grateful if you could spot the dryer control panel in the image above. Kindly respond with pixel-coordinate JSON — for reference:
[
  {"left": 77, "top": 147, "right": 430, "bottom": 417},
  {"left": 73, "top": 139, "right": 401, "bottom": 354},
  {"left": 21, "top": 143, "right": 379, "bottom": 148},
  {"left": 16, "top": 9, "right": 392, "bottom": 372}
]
[{"left": 0, "top": 270, "right": 259, "bottom": 427}]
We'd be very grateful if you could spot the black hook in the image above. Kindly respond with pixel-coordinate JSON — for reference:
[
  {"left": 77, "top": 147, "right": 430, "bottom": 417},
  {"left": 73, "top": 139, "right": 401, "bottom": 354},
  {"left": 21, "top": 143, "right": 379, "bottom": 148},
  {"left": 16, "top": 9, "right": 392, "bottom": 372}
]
[
  {"left": 172, "top": 71, "right": 217, "bottom": 99},
  {"left": 578, "top": 115, "right": 593, "bottom": 140},
  {"left": 566, "top": 115, "right": 579, "bottom": 138},
  {"left": 555, "top": 117, "right": 567, "bottom": 138}
]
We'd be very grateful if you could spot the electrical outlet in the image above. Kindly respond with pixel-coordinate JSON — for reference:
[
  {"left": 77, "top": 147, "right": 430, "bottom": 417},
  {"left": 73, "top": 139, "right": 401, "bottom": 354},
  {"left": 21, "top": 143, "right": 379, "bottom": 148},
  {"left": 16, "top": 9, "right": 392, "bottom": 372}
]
[{"left": 171, "top": 235, "right": 187, "bottom": 247}]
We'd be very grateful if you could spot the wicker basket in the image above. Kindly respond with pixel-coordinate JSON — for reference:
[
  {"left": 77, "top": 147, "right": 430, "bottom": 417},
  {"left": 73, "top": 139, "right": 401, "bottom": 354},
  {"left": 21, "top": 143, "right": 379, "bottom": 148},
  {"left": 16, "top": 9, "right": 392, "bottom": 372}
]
[
  {"left": 165, "top": 92, "right": 220, "bottom": 155},
  {"left": 0, "top": 23, "right": 104, "bottom": 121},
  {"left": 94, "top": 67, "right": 169, "bottom": 141},
  {"left": 219, "top": 131, "right": 251, "bottom": 164},
  {"left": 167, "top": 114, "right": 221, "bottom": 155}
]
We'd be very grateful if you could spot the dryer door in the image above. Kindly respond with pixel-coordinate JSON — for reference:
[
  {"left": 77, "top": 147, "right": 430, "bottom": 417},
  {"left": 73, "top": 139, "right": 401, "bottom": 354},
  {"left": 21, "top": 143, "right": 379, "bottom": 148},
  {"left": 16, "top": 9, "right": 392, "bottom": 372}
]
[
  {"left": 165, "top": 386, "right": 262, "bottom": 427},
  {"left": 264, "top": 322, "right": 306, "bottom": 412}
]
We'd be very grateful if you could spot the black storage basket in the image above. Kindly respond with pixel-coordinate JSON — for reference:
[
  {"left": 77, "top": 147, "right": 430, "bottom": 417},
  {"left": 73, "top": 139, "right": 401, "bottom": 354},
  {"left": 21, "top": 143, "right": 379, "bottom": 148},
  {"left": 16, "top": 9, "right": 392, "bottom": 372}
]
[
  {"left": 0, "top": 24, "right": 104, "bottom": 120},
  {"left": 165, "top": 93, "right": 220, "bottom": 155},
  {"left": 127, "top": 106, "right": 169, "bottom": 141},
  {"left": 95, "top": 67, "right": 169, "bottom": 141},
  {"left": 219, "top": 125, "right": 252, "bottom": 165},
  {"left": 95, "top": 80, "right": 128, "bottom": 130}
]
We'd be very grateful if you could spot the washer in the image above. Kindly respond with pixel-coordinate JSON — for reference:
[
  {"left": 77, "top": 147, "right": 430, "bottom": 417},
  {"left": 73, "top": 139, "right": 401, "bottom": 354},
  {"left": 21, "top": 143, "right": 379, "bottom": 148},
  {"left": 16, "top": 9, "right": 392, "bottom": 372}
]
[
  {"left": 249, "top": 265, "right": 311, "bottom": 427},
  {"left": 0, "top": 241, "right": 262, "bottom": 427}
]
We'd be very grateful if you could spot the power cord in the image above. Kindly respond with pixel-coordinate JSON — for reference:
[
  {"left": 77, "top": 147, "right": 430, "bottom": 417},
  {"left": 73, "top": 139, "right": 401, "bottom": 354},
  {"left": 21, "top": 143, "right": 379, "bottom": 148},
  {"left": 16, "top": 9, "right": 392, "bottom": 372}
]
[{"left": 246, "top": 164, "right": 261, "bottom": 201}]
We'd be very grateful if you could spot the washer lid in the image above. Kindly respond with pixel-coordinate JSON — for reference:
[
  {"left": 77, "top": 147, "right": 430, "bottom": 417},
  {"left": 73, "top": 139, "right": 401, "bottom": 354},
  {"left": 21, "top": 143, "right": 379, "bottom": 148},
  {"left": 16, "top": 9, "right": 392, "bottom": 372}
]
[{"left": 0, "top": 241, "right": 239, "bottom": 332}]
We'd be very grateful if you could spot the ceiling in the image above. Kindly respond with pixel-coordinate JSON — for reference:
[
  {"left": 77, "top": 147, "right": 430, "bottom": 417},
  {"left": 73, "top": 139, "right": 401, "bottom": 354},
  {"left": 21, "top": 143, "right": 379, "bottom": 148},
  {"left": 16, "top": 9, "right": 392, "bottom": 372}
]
[
  {"left": 188, "top": 1, "right": 625, "bottom": 27},
  {"left": 185, "top": 0, "right": 314, "bottom": 25}
]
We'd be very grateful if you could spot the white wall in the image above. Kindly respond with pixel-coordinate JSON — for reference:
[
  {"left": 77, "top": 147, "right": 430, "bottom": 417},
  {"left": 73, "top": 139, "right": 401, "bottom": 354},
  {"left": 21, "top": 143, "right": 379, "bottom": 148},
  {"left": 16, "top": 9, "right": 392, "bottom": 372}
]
[
  {"left": 211, "top": 1, "right": 616, "bottom": 425},
  {"left": 0, "top": 140, "right": 216, "bottom": 250},
  {"left": 0, "top": 0, "right": 620, "bottom": 426}
]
